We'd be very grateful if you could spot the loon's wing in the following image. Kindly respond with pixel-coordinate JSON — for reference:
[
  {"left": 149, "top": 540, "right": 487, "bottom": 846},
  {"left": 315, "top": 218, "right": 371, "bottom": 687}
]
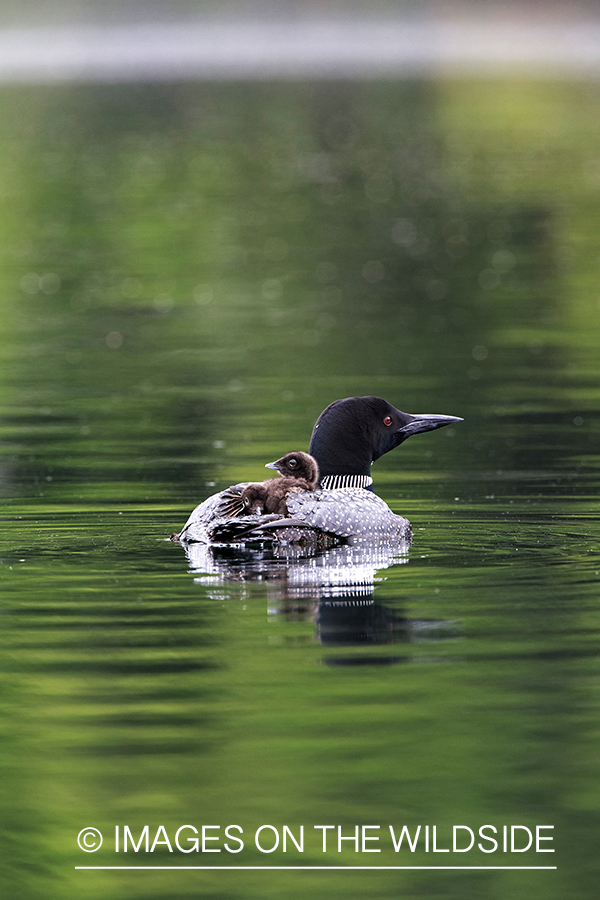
[
  {"left": 173, "top": 487, "right": 410, "bottom": 545},
  {"left": 212, "top": 489, "right": 411, "bottom": 543},
  {"left": 216, "top": 485, "right": 246, "bottom": 518},
  {"left": 174, "top": 483, "right": 251, "bottom": 542},
  {"left": 284, "top": 488, "right": 411, "bottom": 540},
  {"left": 208, "top": 513, "right": 283, "bottom": 543}
]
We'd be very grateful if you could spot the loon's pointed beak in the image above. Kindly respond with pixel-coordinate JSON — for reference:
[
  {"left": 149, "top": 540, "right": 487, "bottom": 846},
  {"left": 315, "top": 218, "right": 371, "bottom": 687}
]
[
  {"left": 265, "top": 461, "right": 279, "bottom": 471},
  {"left": 398, "top": 413, "right": 463, "bottom": 438}
]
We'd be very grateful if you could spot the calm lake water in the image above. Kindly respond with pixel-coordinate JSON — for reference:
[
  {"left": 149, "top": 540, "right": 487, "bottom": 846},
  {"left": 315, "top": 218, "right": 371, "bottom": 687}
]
[{"left": 1, "top": 78, "right": 599, "bottom": 899}]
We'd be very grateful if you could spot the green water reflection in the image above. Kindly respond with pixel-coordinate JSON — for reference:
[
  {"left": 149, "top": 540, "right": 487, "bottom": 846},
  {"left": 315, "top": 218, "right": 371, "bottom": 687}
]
[{"left": 1, "top": 79, "right": 599, "bottom": 899}]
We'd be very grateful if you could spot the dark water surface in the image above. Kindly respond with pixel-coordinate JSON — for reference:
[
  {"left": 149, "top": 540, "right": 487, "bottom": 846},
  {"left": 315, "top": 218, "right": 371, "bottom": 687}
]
[{"left": 1, "top": 79, "right": 600, "bottom": 899}]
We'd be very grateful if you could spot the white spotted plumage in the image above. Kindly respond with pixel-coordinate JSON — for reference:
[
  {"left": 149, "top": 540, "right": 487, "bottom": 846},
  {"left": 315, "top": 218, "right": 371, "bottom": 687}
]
[{"left": 174, "top": 485, "right": 410, "bottom": 544}]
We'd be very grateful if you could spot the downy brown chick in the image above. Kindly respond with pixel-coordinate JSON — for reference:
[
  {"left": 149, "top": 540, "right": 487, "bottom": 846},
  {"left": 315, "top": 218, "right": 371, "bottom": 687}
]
[{"left": 241, "top": 451, "right": 319, "bottom": 515}]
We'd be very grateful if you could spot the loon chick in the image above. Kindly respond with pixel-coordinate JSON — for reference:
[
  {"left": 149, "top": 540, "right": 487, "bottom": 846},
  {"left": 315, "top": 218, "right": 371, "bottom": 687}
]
[
  {"left": 172, "top": 396, "right": 462, "bottom": 545},
  {"left": 241, "top": 451, "right": 320, "bottom": 515},
  {"left": 265, "top": 450, "right": 320, "bottom": 485}
]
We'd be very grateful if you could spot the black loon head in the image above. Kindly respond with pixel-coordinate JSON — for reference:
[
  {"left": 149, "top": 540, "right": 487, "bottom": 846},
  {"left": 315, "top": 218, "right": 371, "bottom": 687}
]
[
  {"left": 308, "top": 396, "right": 463, "bottom": 479},
  {"left": 264, "top": 451, "right": 320, "bottom": 489}
]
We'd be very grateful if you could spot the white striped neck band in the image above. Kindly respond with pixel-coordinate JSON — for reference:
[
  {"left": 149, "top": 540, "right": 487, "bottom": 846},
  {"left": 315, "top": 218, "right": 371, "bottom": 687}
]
[{"left": 320, "top": 474, "right": 373, "bottom": 490}]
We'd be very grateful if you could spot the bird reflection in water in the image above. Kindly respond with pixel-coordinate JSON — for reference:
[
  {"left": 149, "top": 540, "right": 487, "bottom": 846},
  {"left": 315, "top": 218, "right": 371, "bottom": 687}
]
[{"left": 182, "top": 540, "right": 459, "bottom": 666}]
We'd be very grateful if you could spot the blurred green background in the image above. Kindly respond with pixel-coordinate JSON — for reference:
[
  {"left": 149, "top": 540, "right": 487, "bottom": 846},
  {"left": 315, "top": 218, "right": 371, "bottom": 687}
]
[{"left": 1, "top": 7, "right": 600, "bottom": 899}]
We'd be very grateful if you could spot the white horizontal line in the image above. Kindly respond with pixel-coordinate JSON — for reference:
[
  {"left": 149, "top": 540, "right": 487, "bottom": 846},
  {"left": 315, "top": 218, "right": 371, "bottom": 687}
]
[
  {"left": 2, "top": 18, "right": 600, "bottom": 82},
  {"left": 75, "top": 865, "right": 558, "bottom": 870}
]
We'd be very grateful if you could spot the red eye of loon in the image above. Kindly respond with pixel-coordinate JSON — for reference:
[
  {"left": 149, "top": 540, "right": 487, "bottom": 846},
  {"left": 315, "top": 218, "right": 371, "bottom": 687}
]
[{"left": 383, "top": 416, "right": 392, "bottom": 426}]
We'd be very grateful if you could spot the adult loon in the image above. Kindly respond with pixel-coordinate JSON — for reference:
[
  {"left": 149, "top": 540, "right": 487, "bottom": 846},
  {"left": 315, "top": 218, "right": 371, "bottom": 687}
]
[
  {"left": 239, "top": 451, "right": 320, "bottom": 516},
  {"left": 171, "top": 396, "right": 462, "bottom": 546}
]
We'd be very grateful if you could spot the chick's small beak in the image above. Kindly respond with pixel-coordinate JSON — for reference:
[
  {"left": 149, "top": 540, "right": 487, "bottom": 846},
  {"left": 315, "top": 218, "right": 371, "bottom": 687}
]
[{"left": 265, "top": 461, "right": 279, "bottom": 471}]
